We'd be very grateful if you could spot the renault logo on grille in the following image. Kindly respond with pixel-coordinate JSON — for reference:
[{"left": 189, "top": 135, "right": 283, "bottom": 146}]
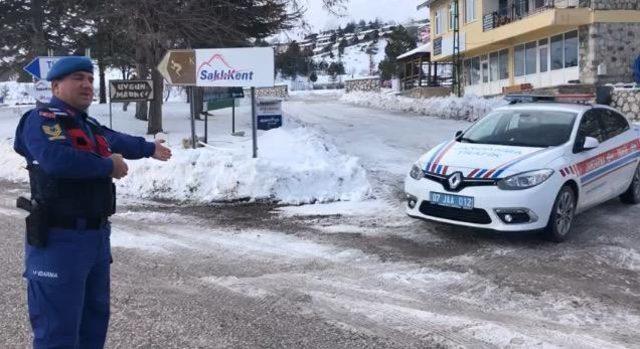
[{"left": 448, "top": 172, "right": 463, "bottom": 190}]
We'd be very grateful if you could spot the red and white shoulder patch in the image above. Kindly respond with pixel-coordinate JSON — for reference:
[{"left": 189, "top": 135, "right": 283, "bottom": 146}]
[{"left": 39, "top": 110, "right": 56, "bottom": 119}]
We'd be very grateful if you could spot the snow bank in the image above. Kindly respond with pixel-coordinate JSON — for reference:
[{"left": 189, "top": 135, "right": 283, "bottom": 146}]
[
  {"left": 0, "top": 139, "right": 28, "bottom": 182},
  {"left": 0, "top": 126, "right": 370, "bottom": 205},
  {"left": 340, "top": 91, "right": 507, "bottom": 122},
  {"left": 0, "top": 81, "right": 36, "bottom": 105}
]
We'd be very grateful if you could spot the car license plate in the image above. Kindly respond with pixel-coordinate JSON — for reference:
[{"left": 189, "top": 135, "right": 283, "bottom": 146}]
[{"left": 429, "top": 192, "right": 474, "bottom": 210}]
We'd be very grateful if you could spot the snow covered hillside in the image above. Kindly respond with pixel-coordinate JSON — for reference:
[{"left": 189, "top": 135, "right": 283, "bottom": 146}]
[{"left": 314, "top": 39, "right": 387, "bottom": 78}]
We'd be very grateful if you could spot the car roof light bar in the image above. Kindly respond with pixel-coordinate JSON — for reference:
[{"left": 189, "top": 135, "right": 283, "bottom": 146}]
[{"left": 505, "top": 94, "right": 595, "bottom": 105}]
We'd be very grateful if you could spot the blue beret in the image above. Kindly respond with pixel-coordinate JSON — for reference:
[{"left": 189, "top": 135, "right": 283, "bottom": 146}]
[{"left": 46, "top": 56, "right": 94, "bottom": 81}]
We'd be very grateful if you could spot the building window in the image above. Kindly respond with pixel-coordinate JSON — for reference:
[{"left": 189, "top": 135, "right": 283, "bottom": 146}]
[
  {"left": 539, "top": 38, "right": 548, "bottom": 73},
  {"left": 465, "top": 0, "right": 476, "bottom": 23},
  {"left": 490, "top": 52, "right": 499, "bottom": 82},
  {"left": 525, "top": 41, "right": 537, "bottom": 75},
  {"left": 471, "top": 56, "right": 481, "bottom": 85},
  {"left": 499, "top": 49, "right": 509, "bottom": 80},
  {"left": 550, "top": 31, "right": 579, "bottom": 70},
  {"left": 514, "top": 44, "right": 525, "bottom": 77},
  {"left": 539, "top": 46, "right": 548, "bottom": 72},
  {"left": 464, "top": 59, "right": 471, "bottom": 85},
  {"left": 435, "top": 9, "right": 443, "bottom": 34},
  {"left": 449, "top": 3, "right": 455, "bottom": 31},
  {"left": 551, "top": 34, "right": 563, "bottom": 70},
  {"left": 481, "top": 55, "right": 489, "bottom": 83},
  {"left": 564, "top": 30, "right": 578, "bottom": 68}
]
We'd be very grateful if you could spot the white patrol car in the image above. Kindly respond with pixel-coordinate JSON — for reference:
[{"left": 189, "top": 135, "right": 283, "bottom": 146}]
[{"left": 405, "top": 96, "right": 640, "bottom": 241}]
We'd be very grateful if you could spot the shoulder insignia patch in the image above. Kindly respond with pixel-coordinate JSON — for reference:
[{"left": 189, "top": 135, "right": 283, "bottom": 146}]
[
  {"left": 42, "top": 124, "right": 66, "bottom": 141},
  {"left": 39, "top": 111, "right": 56, "bottom": 119}
]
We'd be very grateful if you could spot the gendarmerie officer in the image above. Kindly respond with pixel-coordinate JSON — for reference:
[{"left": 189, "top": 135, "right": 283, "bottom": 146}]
[{"left": 14, "top": 56, "right": 171, "bottom": 348}]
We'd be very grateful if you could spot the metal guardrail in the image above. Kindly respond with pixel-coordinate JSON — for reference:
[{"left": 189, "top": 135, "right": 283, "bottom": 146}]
[{"left": 482, "top": 0, "right": 586, "bottom": 31}]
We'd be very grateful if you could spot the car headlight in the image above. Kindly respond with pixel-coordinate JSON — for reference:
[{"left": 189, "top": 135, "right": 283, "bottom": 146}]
[
  {"left": 497, "top": 169, "right": 554, "bottom": 190},
  {"left": 409, "top": 164, "right": 424, "bottom": 180}
]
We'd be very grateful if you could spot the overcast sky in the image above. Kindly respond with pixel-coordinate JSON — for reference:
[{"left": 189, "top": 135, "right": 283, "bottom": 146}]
[{"left": 301, "top": 0, "right": 423, "bottom": 31}]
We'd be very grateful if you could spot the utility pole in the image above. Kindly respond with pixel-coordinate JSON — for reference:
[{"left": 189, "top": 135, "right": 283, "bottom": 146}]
[{"left": 452, "top": 0, "right": 463, "bottom": 97}]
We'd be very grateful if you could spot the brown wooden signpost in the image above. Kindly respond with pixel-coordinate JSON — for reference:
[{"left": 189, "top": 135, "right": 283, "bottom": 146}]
[
  {"left": 157, "top": 50, "right": 197, "bottom": 86},
  {"left": 108, "top": 79, "right": 154, "bottom": 128}
]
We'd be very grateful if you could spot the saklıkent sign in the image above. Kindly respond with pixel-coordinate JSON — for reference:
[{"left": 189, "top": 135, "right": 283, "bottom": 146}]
[{"left": 158, "top": 47, "right": 275, "bottom": 88}]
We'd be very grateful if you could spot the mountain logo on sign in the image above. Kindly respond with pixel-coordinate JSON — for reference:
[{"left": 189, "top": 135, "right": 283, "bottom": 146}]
[{"left": 197, "top": 54, "right": 254, "bottom": 82}]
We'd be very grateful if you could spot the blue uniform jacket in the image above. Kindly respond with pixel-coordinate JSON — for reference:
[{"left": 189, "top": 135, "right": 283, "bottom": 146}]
[{"left": 14, "top": 96, "right": 156, "bottom": 178}]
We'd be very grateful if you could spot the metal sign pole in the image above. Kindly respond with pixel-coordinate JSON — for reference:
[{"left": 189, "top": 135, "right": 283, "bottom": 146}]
[
  {"left": 108, "top": 81, "right": 113, "bottom": 128},
  {"left": 251, "top": 87, "right": 257, "bottom": 158},
  {"left": 232, "top": 101, "right": 236, "bottom": 135},
  {"left": 204, "top": 95, "right": 208, "bottom": 145},
  {"left": 190, "top": 87, "right": 197, "bottom": 149}
]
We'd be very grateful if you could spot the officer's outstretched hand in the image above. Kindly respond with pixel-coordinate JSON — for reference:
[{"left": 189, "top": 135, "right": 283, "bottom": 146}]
[
  {"left": 110, "top": 154, "right": 129, "bottom": 179},
  {"left": 152, "top": 139, "right": 172, "bottom": 162}
]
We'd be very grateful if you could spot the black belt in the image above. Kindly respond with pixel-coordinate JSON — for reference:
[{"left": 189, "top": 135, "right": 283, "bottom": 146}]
[{"left": 49, "top": 216, "right": 109, "bottom": 230}]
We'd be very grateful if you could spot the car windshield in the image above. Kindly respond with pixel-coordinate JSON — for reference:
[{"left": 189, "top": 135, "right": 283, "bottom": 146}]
[{"left": 460, "top": 109, "right": 577, "bottom": 147}]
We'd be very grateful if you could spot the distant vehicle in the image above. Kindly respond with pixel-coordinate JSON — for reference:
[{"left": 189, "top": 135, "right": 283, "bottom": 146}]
[{"left": 405, "top": 95, "right": 640, "bottom": 241}]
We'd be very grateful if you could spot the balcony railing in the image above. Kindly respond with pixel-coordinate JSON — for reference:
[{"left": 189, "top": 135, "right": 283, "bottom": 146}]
[{"left": 482, "top": 0, "right": 587, "bottom": 31}]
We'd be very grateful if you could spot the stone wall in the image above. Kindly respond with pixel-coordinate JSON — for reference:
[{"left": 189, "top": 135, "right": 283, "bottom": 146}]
[
  {"left": 345, "top": 77, "right": 381, "bottom": 93},
  {"left": 402, "top": 86, "right": 451, "bottom": 99},
  {"left": 529, "top": 84, "right": 596, "bottom": 95},
  {"left": 254, "top": 84, "right": 288, "bottom": 99},
  {"left": 611, "top": 88, "right": 640, "bottom": 121},
  {"left": 590, "top": 0, "right": 639, "bottom": 10},
  {"left": 580, "top": 23, "right": 640, "bottom": 85}
]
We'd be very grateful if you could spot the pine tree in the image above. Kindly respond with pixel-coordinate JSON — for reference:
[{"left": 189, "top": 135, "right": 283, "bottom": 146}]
[
  {"left": 327, "top": 62, "right": 344, "bottom": 82},
  {"left": 0, "top": 0, "right": 88, "bottom": 81},
  {"left": 276, "top": 41, "right": 312, "bottom": 80},
  {"left": 378, "top": 25, "right": 417, "bottom": 80},
  {"left": 338, "top": 38, "right": 348, "bottom": 57}
]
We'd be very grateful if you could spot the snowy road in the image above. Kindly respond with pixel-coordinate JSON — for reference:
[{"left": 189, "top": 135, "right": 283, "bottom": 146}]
[
  {"left": 1, "top": 94, "right": 640, "bottom": 347},
  {"left": 284, "top": 92, "right": 470, "bottom": 204}
]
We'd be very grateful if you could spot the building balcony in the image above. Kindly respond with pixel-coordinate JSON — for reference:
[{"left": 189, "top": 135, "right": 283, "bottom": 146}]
[{"left": 482, "top": 0, "right": 590, "bottom": 31}]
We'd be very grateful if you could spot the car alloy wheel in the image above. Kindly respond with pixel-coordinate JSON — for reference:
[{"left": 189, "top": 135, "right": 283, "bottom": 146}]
[
  {"left": 621, "top": 164, "right": 640, "bottom": 204},
  {"left": 555, "top": 189, "right": 575, "bottom": 237}
]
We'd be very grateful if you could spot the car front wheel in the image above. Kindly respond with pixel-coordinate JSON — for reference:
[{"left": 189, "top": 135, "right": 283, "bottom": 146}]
[
  {"left": 543, "top": 185, "right": 576, "bottom": 242},
  {"left": 620, "top": 163, "right": 640, "bottom": 205}
]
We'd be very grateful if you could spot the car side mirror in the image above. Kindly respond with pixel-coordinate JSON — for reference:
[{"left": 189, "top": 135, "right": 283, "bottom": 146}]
[
  {"left": 582, "top": 136, "right": 599, "bottom": 151},
  {"left": 455, "top": 130, "right": 463, "bottom": 139}
]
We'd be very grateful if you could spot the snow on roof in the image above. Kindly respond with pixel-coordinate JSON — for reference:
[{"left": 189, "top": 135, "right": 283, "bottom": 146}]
[
  {"left": 345, "top": 76, "right": 380, "bottom": 82},
  {"left": 396, "top": 43, "right": 432, "bottom": 60},
  {"left": 417, "top": 0, "right": 435, "bottom": 9}
]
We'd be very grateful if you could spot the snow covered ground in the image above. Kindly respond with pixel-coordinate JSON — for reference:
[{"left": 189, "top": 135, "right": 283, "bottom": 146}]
[
  {"left": 0, "top": 98, "right": 370, "bottom": 204},
  {"left": 1, "top": 88, "right": 639, "bottom": 347},
  {"left": 341, "top": 90, "right": 507, "bottom": 122}
]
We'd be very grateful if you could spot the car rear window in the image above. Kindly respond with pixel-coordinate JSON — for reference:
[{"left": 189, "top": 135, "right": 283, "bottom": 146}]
[{"left": 461, "top": 109, "right": 577, "bottom": 147}]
